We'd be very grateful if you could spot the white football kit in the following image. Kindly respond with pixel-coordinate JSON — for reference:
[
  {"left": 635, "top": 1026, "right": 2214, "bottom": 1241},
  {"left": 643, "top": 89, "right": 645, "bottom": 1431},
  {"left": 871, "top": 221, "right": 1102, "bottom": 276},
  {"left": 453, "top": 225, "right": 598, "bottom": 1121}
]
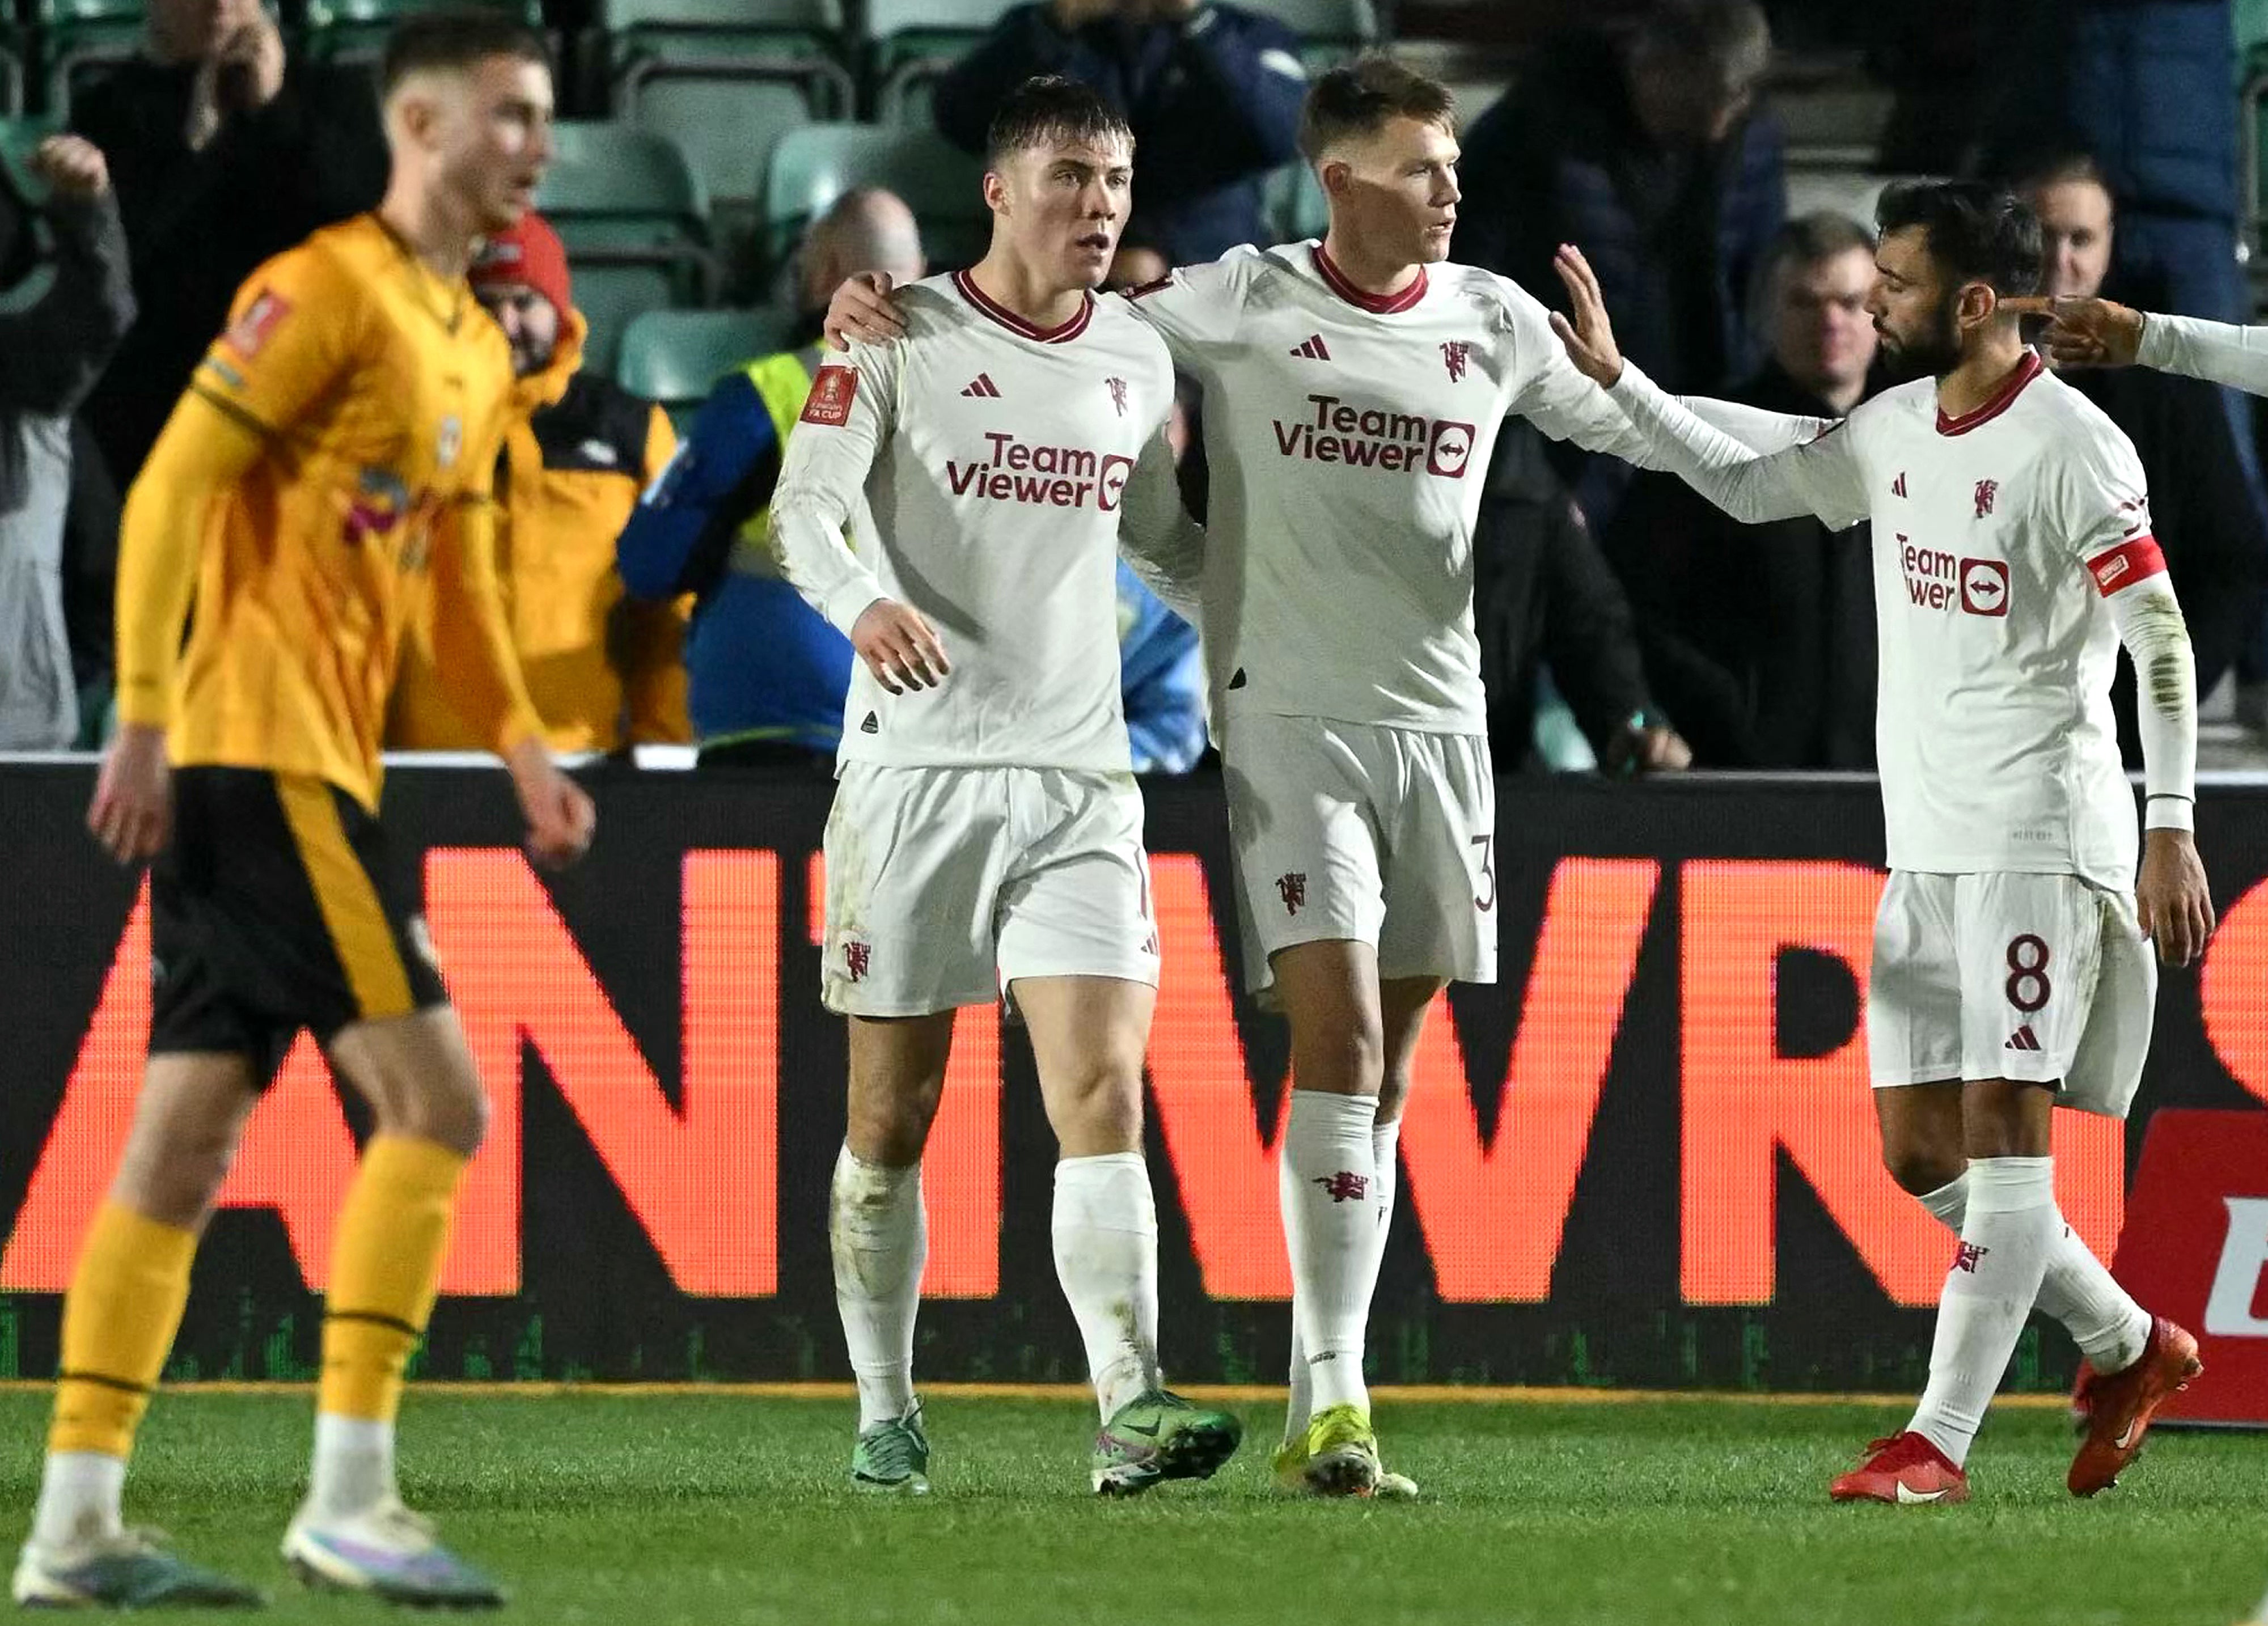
[
  {"left": 1610, "top": 353, "right": 2195, "bottom": 1111},
  {"left": 769, "top": 271, "right": 1201, "bottom": 1016},
  {"left": 1125, "top": 243, "right": 1692, "bottom": 991}
]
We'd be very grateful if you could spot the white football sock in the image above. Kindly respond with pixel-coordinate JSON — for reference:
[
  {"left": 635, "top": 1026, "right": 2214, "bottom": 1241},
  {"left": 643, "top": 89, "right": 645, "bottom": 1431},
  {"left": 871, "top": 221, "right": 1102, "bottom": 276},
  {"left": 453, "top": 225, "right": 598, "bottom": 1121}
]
[
  {"left": 1915, "top": 1172, "right": 2152, "bottom": 1374},
  {"left": 1280, "top": 1090, "right": 1378, "bottom": 1417},
  {"left": 1288, "top": 1115, "right": 1400, "bottom": 1441},
  {"left": 1051, "top": 1153, "right": 1162, "bottom": 1421},
  {"left": 1910, "top": 1156, "right": 2057, "bottom": 1466},
  {"left": 829, "top": 1144, "right": 924, "bottom": 1431},
  {"left": 307, "top": 1413, "right": 396, "bottom": 1519},
  {"left": 29, "top": 1451, "right": 125, "bottom": 1549}
]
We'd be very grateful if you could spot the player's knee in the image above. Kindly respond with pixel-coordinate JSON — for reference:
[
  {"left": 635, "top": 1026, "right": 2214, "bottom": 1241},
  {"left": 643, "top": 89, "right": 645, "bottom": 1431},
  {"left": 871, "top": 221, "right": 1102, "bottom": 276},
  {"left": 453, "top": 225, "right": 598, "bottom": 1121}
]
[
  {"left": 116, "top": 1121, "right": 238, "bottom": 1227},
  {"left": 1294, "top": 1019, "right": 1385, "bottom": 1094},
  {"left": 1881, "top": 1141, "right": 1962, "bottom": 1196},
  {"left": 1043, "top": 1059, "right": 1144, "bottom": 1155},
  {"left": 382, "top": 1072, "right": 488, "bottom": 1157}
]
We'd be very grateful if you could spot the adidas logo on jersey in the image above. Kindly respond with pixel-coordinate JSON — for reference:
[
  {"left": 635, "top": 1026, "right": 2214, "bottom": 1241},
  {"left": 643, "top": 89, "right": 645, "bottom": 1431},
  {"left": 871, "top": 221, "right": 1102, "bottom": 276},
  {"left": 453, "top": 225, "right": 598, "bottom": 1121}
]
[
  {"left": 2005, "top": 1024, "right": 2042, "bottom": 1052},
  {"left": 1290, "top": 334, "right": 1331, "bottom": 360},
  {"left": 960, "top": 374, "right": 1001, "bottom": 399},
  {"left": 1892, "top": 471, "right": 1907, "bottom": 498}
]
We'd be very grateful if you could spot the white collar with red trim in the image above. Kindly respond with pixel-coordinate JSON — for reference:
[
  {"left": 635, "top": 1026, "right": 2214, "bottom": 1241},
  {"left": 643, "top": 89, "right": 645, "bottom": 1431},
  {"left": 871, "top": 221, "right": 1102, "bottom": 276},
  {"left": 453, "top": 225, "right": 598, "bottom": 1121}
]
[{"left": 950, "top": 269, "right": 1095, "bottom": 344}]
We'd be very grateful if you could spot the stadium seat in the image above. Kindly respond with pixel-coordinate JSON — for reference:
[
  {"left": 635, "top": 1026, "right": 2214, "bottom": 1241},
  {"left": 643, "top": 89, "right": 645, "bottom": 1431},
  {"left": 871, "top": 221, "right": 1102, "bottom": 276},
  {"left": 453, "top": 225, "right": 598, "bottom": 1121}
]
[
  {"left": 573, "top": 260, "right": 686, "bottom": 378},
  {"left": 540, "top": 121, "right": 716, "bottom": 374},
  {"left": 303, "top": 0, "right": 541, "bottom": 63},
  {"left": 1233, "top": 0, "right": 1377, "bottom": 49},
  {"left": 862, "top": 0, "right": 1005, "bottom": 128},
  {"left": 606, "top": 0, "right": 853, "bottom": 210},
  {"left": 0, "top": 112, "right": 59, "bottom": 187},
  {"left": 616, "top": 305, "right": 802, "bottom": 418},
  {"left": 540, "top": 118, "right": 709, "bottom": 247},
  {"left": 762, "top": 121, "right": 985, "bottom": 270},
  {"left": 1263, "top": 160, "right": 1327, "bottom": 244},
  {"left": 32, "top": 0, "right": 146, "bottom": 108}
]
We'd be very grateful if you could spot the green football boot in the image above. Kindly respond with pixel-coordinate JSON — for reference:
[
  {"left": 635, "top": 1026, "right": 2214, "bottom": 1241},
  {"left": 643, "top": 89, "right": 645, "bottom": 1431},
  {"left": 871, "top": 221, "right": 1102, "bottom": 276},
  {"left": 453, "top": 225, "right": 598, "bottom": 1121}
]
[
  {"left": 12, "top": 1528, "right": 265, "bottom": 1609},
  {"left": 1090, "top": 1390, "right": 1243, "bottom": 1497},
  {"left": 851, "top": 1401, "right": 932, "bottom": 1495}
]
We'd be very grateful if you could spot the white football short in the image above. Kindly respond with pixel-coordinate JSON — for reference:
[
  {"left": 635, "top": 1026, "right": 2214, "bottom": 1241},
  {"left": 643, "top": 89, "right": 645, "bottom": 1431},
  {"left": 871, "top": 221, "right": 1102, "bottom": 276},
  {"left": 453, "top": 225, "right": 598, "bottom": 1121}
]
[
  {"left": 1867, "top": 869, "right": 2157, "bottom": 1117},
  {"left": 1220, "top": 709, "right": 1496, "bottom": 998},
  {"left": 820, "top": 764, "right": 1160, "bottom": 1017}
]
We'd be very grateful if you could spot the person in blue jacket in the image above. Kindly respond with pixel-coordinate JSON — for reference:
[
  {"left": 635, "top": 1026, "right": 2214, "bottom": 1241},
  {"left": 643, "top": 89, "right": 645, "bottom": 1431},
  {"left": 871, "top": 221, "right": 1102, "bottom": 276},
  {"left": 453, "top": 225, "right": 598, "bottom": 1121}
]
[
  {"left": 931, "top": 0, "right": 1308, "bottom": 266},
  {"left": 617, "top": 190, "right": 1208, "bottom": 771}
]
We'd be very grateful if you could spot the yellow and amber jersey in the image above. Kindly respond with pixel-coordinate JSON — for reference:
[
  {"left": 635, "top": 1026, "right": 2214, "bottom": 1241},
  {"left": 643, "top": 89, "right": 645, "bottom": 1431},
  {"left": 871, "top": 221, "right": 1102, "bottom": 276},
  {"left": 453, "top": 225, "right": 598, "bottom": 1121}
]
[
  {"left": 137, "top": 214, "right": 527, "bottom": 810},
  {"left": 388, "top": 311, "right": 691, "bottom": 753}
]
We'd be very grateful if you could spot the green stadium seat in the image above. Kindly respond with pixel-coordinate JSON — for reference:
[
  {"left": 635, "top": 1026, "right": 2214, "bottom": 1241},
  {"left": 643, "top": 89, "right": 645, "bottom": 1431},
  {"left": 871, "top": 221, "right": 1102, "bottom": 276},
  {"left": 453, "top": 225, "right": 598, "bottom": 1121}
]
[
  {"left": 606, "top": 0, "right": 843, "bottom": 57},
  {"left": 0, "top": 112, "right": 61, "bottom": 188},
  {"left": 604, "top": 0, "right": 851, "bottom": 213},
  {"left": 1234, "top": 0, "right": 1377, "bottom": 49},
  {"left": 615, "top": 306, "right": 802, "bottom": 418},
  {"left": 1263, "top": 160, "right": 1327, "bottom": 245},
  {"left": 540, "top": 118, "right": 709, "bottom": 244},
  {"left": 33, "top": 0, "right": 146, "bottom": 107},
  {"left": 303, "top": 0, "right": 542, "bottom": 63},
  {"left": 762, "top": 121, "right": 985, "bottom": 270},
  {"left": 540, "top": 121, "right": 716, "bottom": 369},
  {"left": 862, "top": 0, "right": 1004, "bottom": 128},
  {"left": 572, "top": 260, "right": 684, "bottom": 378}
]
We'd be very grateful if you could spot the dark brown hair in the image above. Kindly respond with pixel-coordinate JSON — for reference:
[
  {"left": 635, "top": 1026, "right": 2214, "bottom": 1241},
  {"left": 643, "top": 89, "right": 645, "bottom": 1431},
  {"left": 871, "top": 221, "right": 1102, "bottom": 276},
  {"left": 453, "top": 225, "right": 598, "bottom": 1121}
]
[
  {"left": 381, "top": 11, "right": 549, "bottom": 98},
  {"left": 984, "top": 75, "right": 1135, "bottom": 168},
  {"left": 1297, "top": 56, "right": 1455, "bottom": 164}
]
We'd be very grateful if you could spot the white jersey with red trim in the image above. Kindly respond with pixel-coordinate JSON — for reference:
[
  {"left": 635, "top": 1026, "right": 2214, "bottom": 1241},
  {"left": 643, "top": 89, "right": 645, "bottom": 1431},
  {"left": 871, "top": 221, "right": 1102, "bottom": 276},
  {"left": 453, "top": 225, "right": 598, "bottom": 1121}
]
[
  {"left": 768, "top": 270, "right": 1191, "bottom": 771},
  {"left": 1740, "top": 354, "right": 2161, "bottom": 885},
  {"left": 1123, "top": 241, "right": 1664, "bottom": 735}
]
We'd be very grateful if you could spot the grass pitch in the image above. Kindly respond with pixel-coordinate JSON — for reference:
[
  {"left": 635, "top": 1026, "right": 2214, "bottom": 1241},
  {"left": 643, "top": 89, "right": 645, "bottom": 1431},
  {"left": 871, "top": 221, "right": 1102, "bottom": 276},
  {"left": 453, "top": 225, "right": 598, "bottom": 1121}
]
[{"left": 0, "top": 1387, "right": 2259, "bottom": 1625}]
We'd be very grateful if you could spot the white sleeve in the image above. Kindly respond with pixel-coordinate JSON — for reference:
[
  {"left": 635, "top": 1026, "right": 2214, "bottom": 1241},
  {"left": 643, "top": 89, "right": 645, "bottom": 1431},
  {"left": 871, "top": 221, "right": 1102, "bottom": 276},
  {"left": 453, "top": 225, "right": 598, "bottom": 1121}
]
[
  {"left": 1676, "top": 396, "right": 1838, "bottom": 455},
  {"left": 2057, "top": 425, "right": 2197, "bottom": 829},
  {"left": 768, "top": 343, "right": 896, "bottom": 634},
  {"left": 1603, "top": 361, "right": 1873, "bottom": 528},
  {"left": 1118, "top": 251, "right": 1255, "bottom": 367},
  {"left": 1113, "top": 422, "right": 1205, "bottom": 625},
  {"left": 2136, "top": 311, "right": 2268, "bottom": 397}
]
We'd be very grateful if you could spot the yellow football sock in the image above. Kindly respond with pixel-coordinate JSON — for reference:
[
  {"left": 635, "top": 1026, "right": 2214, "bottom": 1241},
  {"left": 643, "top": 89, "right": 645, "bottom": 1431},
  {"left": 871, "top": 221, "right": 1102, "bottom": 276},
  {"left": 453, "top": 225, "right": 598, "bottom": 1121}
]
[
  {"left": 49, "top": 1201, "right": 196, "bottom": 1459},
  {"left": 319, "top": 1135, "right": 466, "bottom": 1421}
]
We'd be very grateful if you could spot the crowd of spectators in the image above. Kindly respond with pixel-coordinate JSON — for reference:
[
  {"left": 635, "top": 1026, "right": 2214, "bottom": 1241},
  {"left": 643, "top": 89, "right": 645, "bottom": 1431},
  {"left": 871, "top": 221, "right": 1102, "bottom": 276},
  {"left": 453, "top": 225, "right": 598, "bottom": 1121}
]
[{"left": 7, "top": 0, "right": 2267, "bottom": 774}]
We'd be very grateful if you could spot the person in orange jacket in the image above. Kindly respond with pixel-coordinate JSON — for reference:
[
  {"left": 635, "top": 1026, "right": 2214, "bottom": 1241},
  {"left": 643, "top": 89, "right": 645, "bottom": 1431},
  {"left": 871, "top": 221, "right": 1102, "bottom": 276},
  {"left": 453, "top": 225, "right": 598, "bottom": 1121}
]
[{"left": 389, "top": 210, "right": 689, "bottom": 752}]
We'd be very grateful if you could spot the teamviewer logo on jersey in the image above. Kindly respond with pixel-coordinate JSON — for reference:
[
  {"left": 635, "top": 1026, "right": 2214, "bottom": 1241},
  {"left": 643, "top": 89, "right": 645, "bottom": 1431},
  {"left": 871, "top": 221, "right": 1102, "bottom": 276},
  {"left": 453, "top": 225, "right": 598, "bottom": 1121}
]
[
  {"left": 1960, "top": 557, "right": 2010, "bottom": 617},
  {"left": 1427, "top": 420, "right": 1476, "bottom": 477}
]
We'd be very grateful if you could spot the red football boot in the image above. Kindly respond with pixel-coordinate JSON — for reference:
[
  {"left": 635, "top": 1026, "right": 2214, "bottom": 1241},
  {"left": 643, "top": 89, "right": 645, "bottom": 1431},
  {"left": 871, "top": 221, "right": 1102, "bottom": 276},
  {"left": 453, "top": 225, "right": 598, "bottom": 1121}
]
[
  {"left": 2068, "top": 1316, "right": 2202, "bottom": 1497},
  {"left": 1829, "top": 1431, "right": 1970, "bottom": 1505}
]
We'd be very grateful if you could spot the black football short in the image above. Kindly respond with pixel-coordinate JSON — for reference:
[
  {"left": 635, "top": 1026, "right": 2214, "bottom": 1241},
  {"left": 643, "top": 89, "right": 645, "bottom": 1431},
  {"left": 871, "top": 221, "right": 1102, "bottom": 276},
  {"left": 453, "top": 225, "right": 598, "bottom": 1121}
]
[{"left": 149, "top": 768, "right": 447, "bottom": 1061}]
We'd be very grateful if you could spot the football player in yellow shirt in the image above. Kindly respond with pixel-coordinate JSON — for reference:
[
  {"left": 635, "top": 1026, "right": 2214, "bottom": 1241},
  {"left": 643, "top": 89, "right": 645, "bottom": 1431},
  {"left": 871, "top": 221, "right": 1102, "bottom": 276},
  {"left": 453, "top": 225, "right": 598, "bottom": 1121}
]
[{"left": 15, "top": 11, "right": 591, "bottom": 1610}]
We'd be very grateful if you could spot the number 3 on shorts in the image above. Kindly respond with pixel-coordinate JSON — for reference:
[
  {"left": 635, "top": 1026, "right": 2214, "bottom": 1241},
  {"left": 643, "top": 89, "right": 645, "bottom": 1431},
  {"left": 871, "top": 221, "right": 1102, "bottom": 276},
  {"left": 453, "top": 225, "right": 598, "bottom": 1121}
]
[
  {"left": 2005, "top": 933, "right": 2052, "bottom": 1013},
  {"left": 1470, "top": 833, "right": 1495, "bottom": 913}
]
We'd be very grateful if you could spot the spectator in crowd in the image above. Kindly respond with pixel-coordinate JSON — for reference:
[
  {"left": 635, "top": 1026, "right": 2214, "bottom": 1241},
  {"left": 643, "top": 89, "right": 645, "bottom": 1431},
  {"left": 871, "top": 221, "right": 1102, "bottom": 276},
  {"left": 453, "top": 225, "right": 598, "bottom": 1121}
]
[
  {"left": 1607, "top": 211, "right": 1881, "bottom": 768},
  {"left": 617, "top": 190, "right": 920, "bottom": 767},
  {"left": 0, "top": 137, "right": 134, "bottom": 751},
  {"left": 932, "top": 0, "right": 1306, "bottom": 265},
  {"left": 388, "top": 213, "right": 689, "bottom": 754},
  {"left": 70, "top": 0, "right": 388, "bottom": 486},
  {"left": 1474, "top": 426, "right": 1692, "bottom": 776},
  {"left": 1456, "top": 0, "right": 1784, "bottom": 530},
  {"left": 2012, "top": 150, "right": 2266, "bottom": 763}
]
